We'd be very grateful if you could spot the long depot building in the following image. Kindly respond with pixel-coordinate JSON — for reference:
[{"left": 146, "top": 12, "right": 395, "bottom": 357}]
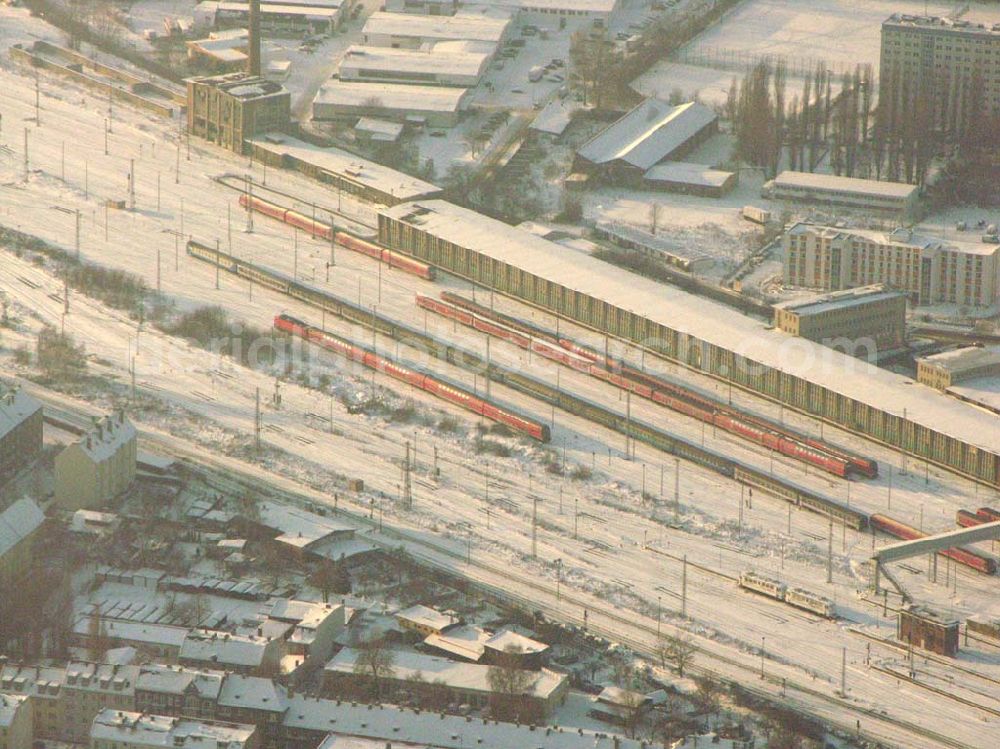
[{"left": 377, "top": 200, "right": 1000, "bottom": 487}]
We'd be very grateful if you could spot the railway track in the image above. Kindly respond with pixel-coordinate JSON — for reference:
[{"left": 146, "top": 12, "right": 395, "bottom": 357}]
[{"left": 186, "top": 238, "right": 869, "bottom": 533}]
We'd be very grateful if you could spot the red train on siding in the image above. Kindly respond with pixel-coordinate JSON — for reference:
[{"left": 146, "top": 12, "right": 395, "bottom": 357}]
[
  {"left": 239, "top": 194, "right": 435, "bottom": 280},
  {"left": 870, "top": 513, "right": 997, "bottom": 575},
  {"left": 957, "top": 509, "right": 986, "bottom": 527},
  {"left": 419, "top": 294, "right": 874, "bottom": 480},
  {"left": 273, "top": 313, "right": 550, "bottom": 442},
  {"left": 977, "top": 507, "right": 1000, "bottom": 522}
]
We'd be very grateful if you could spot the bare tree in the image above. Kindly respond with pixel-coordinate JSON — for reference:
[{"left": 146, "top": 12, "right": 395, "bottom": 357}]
[
  {"left": 486, "top": 647, "right": 538, "bottom": 722},
  {"left": 352, "top": 637, "right": 396, "bottom": 700},
  {"left": 657, "top": 633, "right": 697, "bottom": 677}
]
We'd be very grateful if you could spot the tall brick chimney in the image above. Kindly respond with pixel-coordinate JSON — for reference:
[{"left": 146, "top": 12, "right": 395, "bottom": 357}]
[{"left": 248, "top": 0, "right": 261, "bottom": 77}]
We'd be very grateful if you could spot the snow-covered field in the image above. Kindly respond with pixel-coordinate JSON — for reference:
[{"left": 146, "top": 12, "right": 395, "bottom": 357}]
[
  {"left": 2, "top": 7, "right": 1000, "bottom": 747},
  {"left": 635, "top": 0, "right": 1000, "bottom": 105}
]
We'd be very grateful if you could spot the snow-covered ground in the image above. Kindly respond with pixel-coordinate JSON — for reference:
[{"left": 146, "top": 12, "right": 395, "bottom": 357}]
[{"left": 2, "top": 7, "right": 1000, "bottom": 746}]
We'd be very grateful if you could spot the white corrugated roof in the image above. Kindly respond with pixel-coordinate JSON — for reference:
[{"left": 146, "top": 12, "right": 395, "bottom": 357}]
[
  {"left": 774, "top": 171, "right": 917, "bottom": 200},
  {"left": 379, "top": 200, "right": 1000, "bottom": 456},
  {"left": 643, "top": 160, "right": 734, "bottom": 188},
  {"left": 314, "top": 80, "right": 468, "bottom": 114},
  {"left": 577, "top": 100, "right": 717, "bottom": 170},
  {"left": 339, "top": 44, "right": 489, "bottom": 79},
  {"left": 0, "top": 498, "right": 44, "bottom": 559}
]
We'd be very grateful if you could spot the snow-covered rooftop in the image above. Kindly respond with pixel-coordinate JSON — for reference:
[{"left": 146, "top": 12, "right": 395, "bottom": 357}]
[
  {"left": 773, "top": 171, "right": 917, "bottom": 200},
  {"left": 577, "top": 100, "right": 717, "bottom": 170},
  {"left": 217, "top": 674, "right": 287, "bottom": 712},
  {"left": 363, "top": 11, "right": 511, "bottom": 44},
  {"left": 90, "top": 709, "right": 257, "bottom": 748},
  {"left": 136, "top": 664, "right": 224, "bottom": 700},
  {"left": 773, "top": 285, "right": 906, "bottom": 316},
  {"left": 179, "top": 630, "right": 271, "bottom": 667},
  {"left": 0, "top": 498, "right": 44, "bottom": 559},
  {"left": 339, "top": 44, "right": 489, "bottom": 80},
  {"left": 0, "top": 387, "right": 41, "bottom": 443},
  {"left": 395, "top": 604, "right": 454, "bottom": 631},
  {"left": 314, "top": 80, "right": 469, "bottom": 114},
  {"left": 423, "top": 624, "right": 491, "bottom": 661},
  {"left": 484, "top": 627, "right": 549, "bottom": 655},
  {"left": 282, "top": 695, "right": 644, "bottom": 748},
  {"left": 0, "top": 692, "right": 28, "bottom": 727},
  {"left": 69, "top": 410, "right": 136, "bottom": 464},
  {"left": 919, "top": 346, "right": 1000, "bottom": 373},
  {"left": 325, "top": 647, "right": 566, "bottom": 698},
  {"left": 249, "top": 134, "right": 440, "bottom": 202},
  {"left": 643, "top": 161, "right": 735, "bottom": 188},
  {"left": 380, "top": 200, "right": 1000, "bottom": 455},
  {"left": 787, "top": 222, "right": 1000, "bottom": 257},
  {"left": 73, "top": 618, "right": 189, "bottom": 649},
  {"left": 884, "top": 13, "right": 1000, "bottom": 36}
]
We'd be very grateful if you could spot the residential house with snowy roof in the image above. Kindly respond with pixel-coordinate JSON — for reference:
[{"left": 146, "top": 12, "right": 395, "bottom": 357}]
[
  {"left": 54, "top": 410, "right": 136, "bottom": 511},
  {"left": 89, "top": 708, "right": 260, "bottom": 749}
]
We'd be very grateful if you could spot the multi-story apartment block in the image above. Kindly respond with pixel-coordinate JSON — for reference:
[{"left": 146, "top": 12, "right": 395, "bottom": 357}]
[
  {"left": 880, "top": 14, "right": 1000, "bottom": 130},
  {"left": 0, "top": 387, "right": 42, "bottom": 482},
  {"left": 783, "top": 222, "right": 1000, "bottom": 308},
  {"left": 61, "top": 663, "right": 137, "bottom": 743},
  {"left": 0, "top": 693, "right": 32, "bottom": 749},
  {"left": 133, "top": 665, "right": 223, "bottom": 720},
  {"left": 54, "top": 410, "right": 137, "bottom": 511}
]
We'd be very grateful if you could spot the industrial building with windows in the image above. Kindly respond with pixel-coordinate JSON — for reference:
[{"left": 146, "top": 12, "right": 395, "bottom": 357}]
[
  {"left": 378, "top": 199, "right": 1000, "bottom": 487},
  {"left": 766, "top": 171, "right": 920, "bottom": 220},
  {"left": 917, "top": 346, "right": 1000, "bottom": 390},
  {"left": 772, "top": 285, "right": 908, "bottom": 358},
  {"left": 186, "top": 72, "right": 291, "bottom": 153},
  {"left": 880, "top": 14, "right": 1000, "bottom": 126},
  {"left": 783, "top": 222, "right": 1000, "bottom": 308}
]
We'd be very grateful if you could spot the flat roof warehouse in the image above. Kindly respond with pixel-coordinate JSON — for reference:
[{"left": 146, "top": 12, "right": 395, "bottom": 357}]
[{"left": 379, "top": 200, "right": 1000, "bottom": 457}]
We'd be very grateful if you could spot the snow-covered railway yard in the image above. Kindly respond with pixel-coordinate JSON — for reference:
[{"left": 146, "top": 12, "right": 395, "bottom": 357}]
[{"left": 2, "top": 10, "right": 1000, "bottom": 746}]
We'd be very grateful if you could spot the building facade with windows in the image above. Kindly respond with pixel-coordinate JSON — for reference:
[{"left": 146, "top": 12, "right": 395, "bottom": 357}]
[
  {"left": 187, "top": 73, "right": 290, "bottom": 153},
  {"left": 880, "top": 14, "right": 1000, "bottom": 131},
  {"left": 773, "top": 285, "right": 907, "bottom": 356},
  {"left": 783, "top": 222, "right": 1000, "bottom": 308},
  {"left": 54, "top": 411, "right": 137, "bottom": 511}
]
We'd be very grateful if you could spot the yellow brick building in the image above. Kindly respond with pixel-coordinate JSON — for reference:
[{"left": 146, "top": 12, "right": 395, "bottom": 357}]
[{"left": 54, "top": 411, "right": 137, "bottom": 511}]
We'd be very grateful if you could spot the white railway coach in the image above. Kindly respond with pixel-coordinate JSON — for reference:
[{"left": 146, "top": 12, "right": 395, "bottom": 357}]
[{"left": 738, "top": 571, "right": 786, "bottom": 601}]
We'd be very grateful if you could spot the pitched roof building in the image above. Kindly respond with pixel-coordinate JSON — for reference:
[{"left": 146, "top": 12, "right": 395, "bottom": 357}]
[
  {"left": 54, "top": 410, "right": 137, "bottom": 511},
  {"left": 0, "top": 387, "right": 43, "bottom": 480},
  {"left": 0, "top": 498, "right": 45, "bottom": 592}
]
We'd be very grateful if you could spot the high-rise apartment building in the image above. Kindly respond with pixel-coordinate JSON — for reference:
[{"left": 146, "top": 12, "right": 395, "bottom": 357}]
[
  {"left": 783, "top": 222, "right": 1000, "bottom": 308},
  {"left": 880, "top": 14, "right": 1000, "bottom": 129}
]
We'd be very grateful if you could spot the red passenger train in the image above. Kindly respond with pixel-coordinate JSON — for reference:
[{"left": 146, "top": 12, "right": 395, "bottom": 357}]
[
  {"left": 418, "top": 294, "right": 878, "bottom": 480},
  {"left": 870, "top": 513, "right": 997, "bottom": 575},
  {"left": 273, "top": 313, "right": 550, "bottom": 442},
  {"left": 239, "top": 194, "right": 435, "bottom": 280}
]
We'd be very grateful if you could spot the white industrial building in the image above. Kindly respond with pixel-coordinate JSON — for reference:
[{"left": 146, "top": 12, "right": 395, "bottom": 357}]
[
  {"left": 361, "top": 11, "right": 511, "bottom": 49},
  {"left": 313, "top": 80, "right": 469, "bottom": 127},
  {"left": 337, "top": 44, "right": 490, "bottom": 87}
]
